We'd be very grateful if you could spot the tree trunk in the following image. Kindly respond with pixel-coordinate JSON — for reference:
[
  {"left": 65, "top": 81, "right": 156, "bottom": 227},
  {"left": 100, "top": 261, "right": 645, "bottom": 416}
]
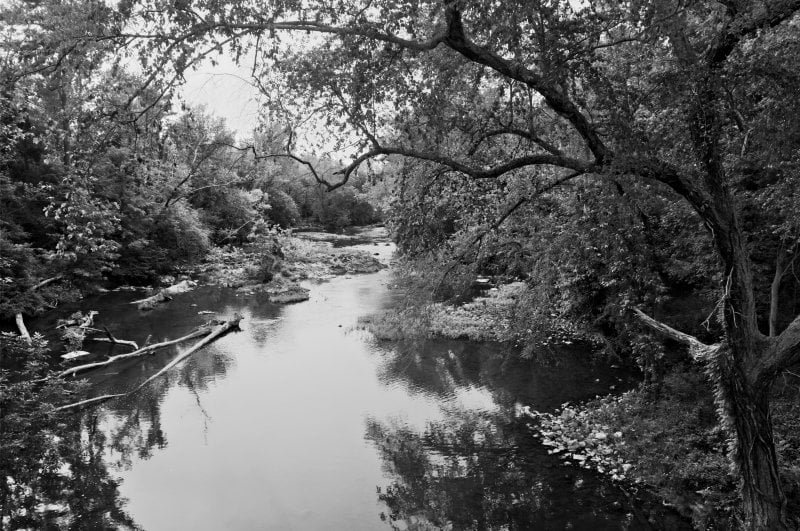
[
  {"left": 769, "top": 246, "right": 786, "bottom": 337},
  {"left": 713, "top": 344, "right": 788, "bottom": 530},
  {"left": 634, "top": 308, "right": 791, "bottom": 528}
]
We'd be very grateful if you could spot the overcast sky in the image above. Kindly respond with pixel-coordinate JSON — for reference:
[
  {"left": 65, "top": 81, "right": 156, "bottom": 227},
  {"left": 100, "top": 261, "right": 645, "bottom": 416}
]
[{"left": 179, "top": 52, "right": 261, "bottom": 138}]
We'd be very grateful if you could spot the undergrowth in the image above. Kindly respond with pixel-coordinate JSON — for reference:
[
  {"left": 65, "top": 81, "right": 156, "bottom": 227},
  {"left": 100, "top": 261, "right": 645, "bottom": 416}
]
[{"left": 525, "top": 366, "right": 800, "bottom": 529}]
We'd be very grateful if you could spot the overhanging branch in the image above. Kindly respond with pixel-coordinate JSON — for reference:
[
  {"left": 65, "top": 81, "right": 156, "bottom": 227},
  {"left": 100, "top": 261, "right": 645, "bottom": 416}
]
[{"left": 330, "top": 145, "right": 592, "bottom": 190}]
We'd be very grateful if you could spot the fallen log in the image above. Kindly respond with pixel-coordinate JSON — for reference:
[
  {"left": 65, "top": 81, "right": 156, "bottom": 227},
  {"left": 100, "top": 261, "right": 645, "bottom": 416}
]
[
  {"left": 15, "top": 275, "right": 65, "bottom": 343},
  {"left": 131, "top": 280, "right": 197, "bottom": 311},
  {"left": 62, "top": 351, "right": 91, "bottom": 360},
  {"left": 58, "top": 327, "right": 209, "bottom": 378},
  {"left": 54, "top": 314, "right": 242, "bottom": 410},
  {"left": 15, "top": 313, "right": 31, "bottom": 344},
  {"left": 87, "top": 326, "right": 139, "bottom": 350},
  {"left": 131, "top": 314, "right": 242, "bottom": 393}
]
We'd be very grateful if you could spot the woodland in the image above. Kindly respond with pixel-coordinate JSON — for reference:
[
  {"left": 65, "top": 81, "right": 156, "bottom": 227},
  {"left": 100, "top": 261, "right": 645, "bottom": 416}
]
[{"left": 1, "top": 0, "right": 800, "bottom": 529}]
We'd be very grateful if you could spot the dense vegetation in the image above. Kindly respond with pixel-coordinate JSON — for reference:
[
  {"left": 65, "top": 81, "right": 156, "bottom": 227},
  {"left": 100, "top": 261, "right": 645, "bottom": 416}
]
[
  {"left": 0, "top": 2, "right": 382, "bottom": 321},
  {"left": 2, "top": 0, "right": 800, "bottom": 529}
]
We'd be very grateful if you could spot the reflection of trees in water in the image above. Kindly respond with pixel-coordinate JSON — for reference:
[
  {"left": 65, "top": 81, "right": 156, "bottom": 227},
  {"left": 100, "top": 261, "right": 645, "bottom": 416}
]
[
  {"left": 376, "top": 338, "right": 630, "bottom": 412},
  {"left": 34, "top": 414, "right": 139, "bottom": 530},
  {"left": 96, "top": 339, "right": 233, "bottom": 465},
  {"left": 366, "top": 411, "right": 689, "bottom": 530},
  {"left": 58, "top": 329, "right": 237, "bottom": 527},
  {"left": 366, "top": 411, "right": 622, "bottom": 530},
  {"left": 19, "top": 286, "right": 277, "bottom": 528},
  {"left": 369, "top": 339, "right": 685, "bottom": 530}
]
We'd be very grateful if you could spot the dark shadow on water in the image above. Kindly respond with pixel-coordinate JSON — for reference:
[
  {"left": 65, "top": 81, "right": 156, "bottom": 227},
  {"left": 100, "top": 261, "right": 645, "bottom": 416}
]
[
  {"left": 373, "top": 338, "right": 636, "bottom": 412},
  {"left": 366, "top": 410, "right": 690, "bottom": 530},
  {"left": 367, "top": 338, "right": 690, "bottom": 530}
]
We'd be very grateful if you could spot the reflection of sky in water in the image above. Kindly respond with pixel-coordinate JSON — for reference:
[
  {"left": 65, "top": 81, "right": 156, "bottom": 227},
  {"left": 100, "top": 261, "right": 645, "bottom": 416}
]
[{"left": 44, "top": 240, "right": 685, "bottom": 530}]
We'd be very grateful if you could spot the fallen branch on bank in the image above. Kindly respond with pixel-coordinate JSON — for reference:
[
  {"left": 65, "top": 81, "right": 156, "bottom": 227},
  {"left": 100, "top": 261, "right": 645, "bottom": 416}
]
[
  {"left": 15, "top": 275, "right": 65, "bottom": 343},
  {"left": 632, "top": 308, "right": 720, "bottom": 361},
  {"left": 55, "top": 314, "right": 242, "bottom": 411},
  {"left": 15, "top": 313, "right": 31, "bottom": 343},
  {"left": 131, "top": 280, "right": 197, "bottom": 310}
]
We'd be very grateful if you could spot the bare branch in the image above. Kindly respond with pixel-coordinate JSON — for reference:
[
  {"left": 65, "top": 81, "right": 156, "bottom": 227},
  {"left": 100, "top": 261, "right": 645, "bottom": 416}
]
[
  {"left": 762, "top": 314, "right": 800, "bottom": 378},
  {"left": 632, "top": 308, "right": 720, "bottom": 361}
]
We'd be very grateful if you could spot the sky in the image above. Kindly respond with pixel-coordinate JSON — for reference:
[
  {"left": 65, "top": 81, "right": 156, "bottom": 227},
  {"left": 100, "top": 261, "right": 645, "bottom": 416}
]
[{"left": 178, "top": 52, "right": 262, "bottom": 139}]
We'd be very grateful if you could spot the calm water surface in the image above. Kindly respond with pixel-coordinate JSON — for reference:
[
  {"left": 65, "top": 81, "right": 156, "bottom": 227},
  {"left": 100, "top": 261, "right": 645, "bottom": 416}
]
[{"left": 36, "top": 240, "right": 688, "bottom": 530}]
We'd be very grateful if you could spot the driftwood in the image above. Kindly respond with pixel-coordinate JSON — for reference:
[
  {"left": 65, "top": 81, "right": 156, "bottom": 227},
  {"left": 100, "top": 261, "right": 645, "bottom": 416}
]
[
  {"left": 55, "top": 314, "right": 242, "bottom": 411},
  {"left": 87, "top": 326, "right": 139, "bottom": 350},
  {"left": 15, "top": 313, "right": 31, "bottom": 343},
  {"left": 56, "top": 310, "right": 98, "bottom": 330},
  {"left": 15, "top": 275, "right": 64, "bottom": 343},
  {"left": 130, "top": 314, "right": 241, "bottom": 393},
  {"left": 59, "top": 327, "right": 208, "bottom": 378},
  {"left": 62, "top": 351, "right": 91, "bottom": 360},
  {"left": 131, "top": 280, "right": 197, "bottom": 310}
]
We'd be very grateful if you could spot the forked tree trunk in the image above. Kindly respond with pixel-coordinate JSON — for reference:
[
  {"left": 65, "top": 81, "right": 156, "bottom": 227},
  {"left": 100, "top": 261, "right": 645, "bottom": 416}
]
[
  {"left": 634, "top": 308, "right": 792, "bottom": 529},
  {"left": 713, "top": 346, "right": 787, "bottom": 529}
]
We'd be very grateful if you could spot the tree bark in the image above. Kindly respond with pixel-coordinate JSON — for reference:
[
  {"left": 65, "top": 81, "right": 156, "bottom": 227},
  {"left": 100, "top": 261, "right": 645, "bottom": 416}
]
[
  {"left": 769, "top": 246, "right": 786, "bottom": 337},
  {"left": 713, "top": 347, "right": 789, "bottom": 530},
  {"left": 15, "top": 313, "right": 31, "bottom": 344},
  {"left": 634, "top": 308, "right": 791, "bottom": 529}
]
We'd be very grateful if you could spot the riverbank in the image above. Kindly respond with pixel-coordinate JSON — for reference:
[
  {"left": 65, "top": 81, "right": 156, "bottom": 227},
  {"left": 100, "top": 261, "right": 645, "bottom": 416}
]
[
  {"left": 357, "top": 281, "right": 523, "bottom": 342},
  {"left": 187, "top": 229, "right": 388, "bottom": 303},
  {"left": 524, "top": 368, "right": 800, "bottom": 529},
  {"left": 357, "top": 279, "right": 800, "bottom": 530}
]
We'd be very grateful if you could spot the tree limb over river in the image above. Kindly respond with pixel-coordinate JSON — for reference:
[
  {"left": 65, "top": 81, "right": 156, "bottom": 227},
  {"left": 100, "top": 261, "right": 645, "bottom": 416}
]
[{"left": 56, "top": 314, "right": 242, "bottom": 411}]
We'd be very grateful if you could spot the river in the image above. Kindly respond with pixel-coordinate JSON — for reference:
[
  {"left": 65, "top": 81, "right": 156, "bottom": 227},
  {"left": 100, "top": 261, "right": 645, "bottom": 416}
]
[{"left": 32, "top": 236, "right": 688, "bottom": 530}]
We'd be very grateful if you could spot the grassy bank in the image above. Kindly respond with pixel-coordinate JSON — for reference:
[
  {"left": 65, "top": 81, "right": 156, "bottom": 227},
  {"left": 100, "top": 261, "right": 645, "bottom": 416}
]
[
  {"left": 357, "top": 281, "right": 523, "bottom": 342},
  {"left": 358, "top": 279, "right": 800, "bottom": 530},
  {"left": 192, "top": 233, "right": 386, "bottom": 302}
]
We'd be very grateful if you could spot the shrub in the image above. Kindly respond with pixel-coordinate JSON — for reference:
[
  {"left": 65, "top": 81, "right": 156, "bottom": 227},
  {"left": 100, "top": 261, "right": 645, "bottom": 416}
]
[
  {"left": 265, "top": 189, "right": 300, "bottom": 228},
  {"left": 153, "top": 202, "right": 211, "bottom": 263}
]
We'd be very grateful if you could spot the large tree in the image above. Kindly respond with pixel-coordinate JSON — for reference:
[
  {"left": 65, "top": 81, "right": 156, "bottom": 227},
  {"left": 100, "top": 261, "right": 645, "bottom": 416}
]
[{"left": 44, "top": 0, "right": 800, "bottom": 526}]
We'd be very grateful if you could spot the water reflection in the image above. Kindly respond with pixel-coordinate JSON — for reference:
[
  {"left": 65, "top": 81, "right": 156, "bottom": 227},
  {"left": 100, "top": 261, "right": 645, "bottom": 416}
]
[
  {"left": 374, "top": 338, "right": 632, "bottom": 412},
  {"left": 367, "top": 340, "right": 689, "bottom": 530},
  {"left": 25, "top": 263, "right": 690, "bottom": 529},
  {"left": 26, "top": 286, "right": 280, "bottom": 529},
  {"left": 35, "top": 415, "right": 138, "bottom": 530}
]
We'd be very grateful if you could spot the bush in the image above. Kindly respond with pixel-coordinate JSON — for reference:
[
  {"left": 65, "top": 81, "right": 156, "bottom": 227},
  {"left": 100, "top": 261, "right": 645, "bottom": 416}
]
[
  {"left": 153, "top": 202, "right": 211, "bottom": 263},
  {"left": 265, "top": 189, "right": 300, "bottom": 228}
]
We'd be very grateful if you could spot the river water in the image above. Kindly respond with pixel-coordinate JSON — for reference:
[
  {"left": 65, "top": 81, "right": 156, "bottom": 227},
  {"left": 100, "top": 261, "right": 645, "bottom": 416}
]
[{"left": 33, "top": 237, "right": 688, "bottom": 530}]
